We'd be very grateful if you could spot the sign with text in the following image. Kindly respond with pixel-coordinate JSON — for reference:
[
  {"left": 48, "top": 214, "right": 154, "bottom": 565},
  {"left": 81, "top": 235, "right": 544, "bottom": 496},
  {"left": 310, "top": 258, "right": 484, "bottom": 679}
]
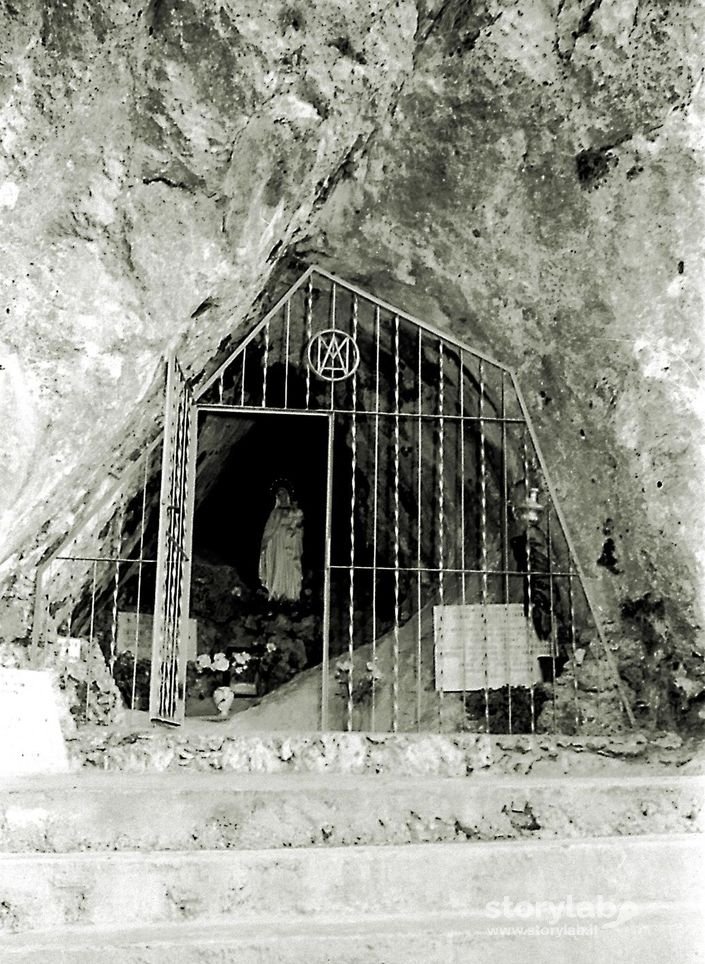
[
  {"left": 433, "top": 604, "right": 550, "bottom": 691},
  {"left": 0, "top": 669, "right": 69, "bottom": 776}
]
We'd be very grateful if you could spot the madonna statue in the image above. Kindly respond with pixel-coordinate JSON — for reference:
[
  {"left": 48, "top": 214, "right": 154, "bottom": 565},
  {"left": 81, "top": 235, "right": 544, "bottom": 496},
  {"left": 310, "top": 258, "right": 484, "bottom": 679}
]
[{"left": 258, "top": 484, "right": 304, "bottom": 602}]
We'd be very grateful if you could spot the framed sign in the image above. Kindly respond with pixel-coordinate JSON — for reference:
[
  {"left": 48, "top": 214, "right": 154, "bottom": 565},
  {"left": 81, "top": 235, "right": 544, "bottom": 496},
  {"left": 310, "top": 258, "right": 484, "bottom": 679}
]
[{"left": 433, "top": 603, "right": 551, "bottom": 691}]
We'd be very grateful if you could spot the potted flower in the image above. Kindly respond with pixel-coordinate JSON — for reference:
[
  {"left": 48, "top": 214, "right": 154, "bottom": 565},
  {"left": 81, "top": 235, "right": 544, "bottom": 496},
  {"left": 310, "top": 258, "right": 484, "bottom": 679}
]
[{"left": 192, "top": 650, "right": 260, "bottom": 717}]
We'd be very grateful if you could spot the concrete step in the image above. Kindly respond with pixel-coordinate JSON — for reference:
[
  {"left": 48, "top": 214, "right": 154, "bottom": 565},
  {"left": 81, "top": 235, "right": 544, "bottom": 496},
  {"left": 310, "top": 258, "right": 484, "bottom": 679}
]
[
  {"left": 2, "top": 904, "right": 704, "bottom": 964},
  {"left": 1, "top": 772, "right": 702, "bottom": 853},
  {"left": 0, "top": 835, "right": 702, "bottom": 935}
]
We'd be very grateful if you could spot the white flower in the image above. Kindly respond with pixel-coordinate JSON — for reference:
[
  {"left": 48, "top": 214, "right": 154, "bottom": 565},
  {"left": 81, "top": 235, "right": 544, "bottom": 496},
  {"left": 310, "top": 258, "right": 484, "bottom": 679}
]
[
  {"left": 335, "top": 657, "right": 353, "bottom": 677},
  {"left": 266, "top": 642, "right": 277, "bottom": 653},
  {"left": 196, "top": 654, "right": 212, "bottom": 671},
  {"left": 212, "top": 653, "right": 230, "bottom": 672}
]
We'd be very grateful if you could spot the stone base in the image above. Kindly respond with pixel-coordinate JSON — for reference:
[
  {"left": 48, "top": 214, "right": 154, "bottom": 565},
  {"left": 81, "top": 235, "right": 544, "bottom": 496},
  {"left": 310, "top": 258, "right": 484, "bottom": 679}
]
[{"left": 69, "top": 722, "right": 692, "bottom": 776}]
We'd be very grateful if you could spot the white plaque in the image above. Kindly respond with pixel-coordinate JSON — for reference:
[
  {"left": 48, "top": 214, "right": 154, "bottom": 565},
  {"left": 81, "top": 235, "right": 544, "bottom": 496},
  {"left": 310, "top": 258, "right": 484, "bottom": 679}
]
[
  {"left": 0, "top": 669, "right": 70, "bottom": 776},
  {"left": 116, "top": 612, "right": 198, "bottom": 662},
  {"left": 433, "top": 604, "right": 551, "bottom": 691}
]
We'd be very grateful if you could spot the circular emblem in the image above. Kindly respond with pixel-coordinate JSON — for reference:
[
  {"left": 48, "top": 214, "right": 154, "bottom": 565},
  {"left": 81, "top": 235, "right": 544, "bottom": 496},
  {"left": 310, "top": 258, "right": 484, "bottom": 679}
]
[{"left": 307, "top": 330, "right": 360, "bottom": 382}]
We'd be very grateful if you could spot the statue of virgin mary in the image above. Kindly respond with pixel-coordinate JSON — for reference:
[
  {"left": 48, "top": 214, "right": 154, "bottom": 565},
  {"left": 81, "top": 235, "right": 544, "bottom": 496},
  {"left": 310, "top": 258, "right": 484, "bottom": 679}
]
[{"left": 258, "top": 484, "right": 304, "bottom": 602}]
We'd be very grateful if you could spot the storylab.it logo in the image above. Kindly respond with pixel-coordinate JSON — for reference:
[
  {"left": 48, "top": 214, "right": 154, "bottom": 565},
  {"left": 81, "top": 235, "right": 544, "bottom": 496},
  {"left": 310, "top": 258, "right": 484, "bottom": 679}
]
[{"left": 484, "top": 895, "right": 640, "bottom": 931}]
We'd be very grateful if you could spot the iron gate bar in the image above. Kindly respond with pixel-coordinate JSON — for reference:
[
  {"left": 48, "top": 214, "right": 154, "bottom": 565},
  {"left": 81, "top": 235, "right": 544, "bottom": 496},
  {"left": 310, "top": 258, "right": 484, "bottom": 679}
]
[
  {"left": 151, "top": 353, "right": 192, "bottom": 725},
  {"left": 55, "top": 555, "right": 157, "bottom": 564},
  {"left": 109, "top": 502, "right": 124, "bottom": 674},
  {"left": 131, "top": 451, "right": 150, "bottom": 710},
  {"left": 438, "top": 340, "right": 445, "bottom": 732},
  {"left": 198, "top": 404, "right": 526, "bottom": 423},
  {"left": 416, "top": 328, "right": 423, "bottom": 732},
  {"left": 522, "top": 429, "right": 536, "bottom": 733},
  {"left": 567, "top": 573, "right": 582, "bottom": 728},
  {"left": 327, "top": 565, "right": 584, "bottom": 576},
  {"left": 371, "top": 305, "right": 381, "bottom": 730},
  {"left": 547, "top": 507, "right": 558, "bottom": 730},
  {"left": 305, "top": 276, "right": 313, "bottom": 408},
  {"left": 501, "top": 371, "right": 513, "bottom": 732},
  {"left": 329, "top": 282, "right": 336, "bottom": 412},
  {"left": 284, "top": 300, "right": 291, "bottom": 408},
  {"left": 393, "top": 313, "right": 401, "bottom": 734},
  {"left": 346, "top": 294, "right": 358, "bottom": 732},
  {"left": 321, "top": 413, "right": 335, "bottom": 730},
  {"left": 479, "top": 359, "right": 491, "bottom": 733},
  {"left": 459, "top": 350, "right": 468, "bottom": 728},
  {"left": 262, "top": 318, "right": 270, "bottom": 407},
  {"left": 87, "top": 559, "right": 97, "bottom": 720}
]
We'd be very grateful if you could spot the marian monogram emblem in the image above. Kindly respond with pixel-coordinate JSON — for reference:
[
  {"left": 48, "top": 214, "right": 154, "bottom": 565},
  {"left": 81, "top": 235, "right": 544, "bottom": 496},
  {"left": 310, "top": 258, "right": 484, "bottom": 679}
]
[{"left": 307, "top": 330, "right": 360, "bottom": 382}]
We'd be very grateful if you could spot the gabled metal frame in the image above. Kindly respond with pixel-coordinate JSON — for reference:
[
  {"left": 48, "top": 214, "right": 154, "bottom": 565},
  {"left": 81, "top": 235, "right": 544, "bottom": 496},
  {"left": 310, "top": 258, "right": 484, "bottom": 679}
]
[{"left": 155, "top": 266, "right": 635, "bottom": 729}]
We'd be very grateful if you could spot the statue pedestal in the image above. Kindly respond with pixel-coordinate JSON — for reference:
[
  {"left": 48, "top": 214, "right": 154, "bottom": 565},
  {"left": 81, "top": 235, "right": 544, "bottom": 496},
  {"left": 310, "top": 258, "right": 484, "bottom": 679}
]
[{"left": 0, "top": 668, "right": 70, "bottom": 776}]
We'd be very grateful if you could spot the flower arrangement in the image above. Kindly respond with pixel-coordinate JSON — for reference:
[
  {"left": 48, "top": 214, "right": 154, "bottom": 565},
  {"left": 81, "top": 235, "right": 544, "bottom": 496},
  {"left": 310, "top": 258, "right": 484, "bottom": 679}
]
[{"left": 335, "top": 656, "right": 384, "bottom": 705}]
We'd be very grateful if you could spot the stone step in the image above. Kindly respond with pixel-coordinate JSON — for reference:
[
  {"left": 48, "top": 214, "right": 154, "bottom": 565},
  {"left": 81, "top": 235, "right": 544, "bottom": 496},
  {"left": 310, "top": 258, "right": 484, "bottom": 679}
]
[
  {"left": 2, "top": 903, "right": 704, "bottom": 964},
  {"left": 1, "top": 772, "right": 702, "bottom": 853},
  {"left": 0, "top": 835, "right": 702, "bottom": 936}
]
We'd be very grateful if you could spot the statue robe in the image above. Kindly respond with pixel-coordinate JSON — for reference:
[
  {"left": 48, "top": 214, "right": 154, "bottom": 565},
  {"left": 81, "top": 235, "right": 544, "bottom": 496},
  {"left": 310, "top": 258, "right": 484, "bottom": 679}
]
[{"left": 258, "top": 504, "right": 304, "bottom": 601}]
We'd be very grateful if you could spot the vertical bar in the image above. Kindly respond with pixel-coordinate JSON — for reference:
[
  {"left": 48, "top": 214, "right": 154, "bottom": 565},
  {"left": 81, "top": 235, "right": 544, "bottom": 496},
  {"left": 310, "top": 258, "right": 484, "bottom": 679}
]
[
  {"left": 176, "top": 402, "right": 198, "bottom": 724},
  {"left": 437, "top": 340, "right": 445, "bottom": 731},
  {"left": 329, "top": 282, "right": 337, "bottom": 411},
  {"left": 567, "top": 572, "right": 582, "bottom": 731},
  {"left": 131, "top": 452, "right": 149, "bottom": 711},
  {"left": 87, "top": 559, "right": 97, "bottom": 721},
  {"left": 321, "top": 413, "right": 335, "bottom": 730},
  {"left": 346, "top": 297, "right": 358, "bottom": 733},
  {"left": 479, "top": 361, "right": 490, "bottom": 734},
  {"left": 150, "top": 355, "right": 177, "bottom": 720},
  {"left": 305, "top": 278, "right": 313, "bottom": 409},
  {"left": 109, "top": 503, "right": 124, "bottom": 675},
  {"left": 547, "top": 507, "right": 558, "bottom": 732},
  {"left": 284, "top": 301, "right": 291, "bottom": 409},
  {"left": 240, "top": 349, "right": 246, "bottom": 407},
  {"left": 459, "top": 350, "right": 467, "bottom": 723},
  {"left": 262, "top": 319, "right": 270, "bottom": 408},
  {"left": 416, "top": 329, "right": 423, "bottom": 731},
  {"left": 501, "top": 373, "right": 512, "bottom": 733},
  {"left": 164, "top": 394, "right": 187, "bottom": 720},
  {"left": 218, "top": 372, "right": 224, "bottom": 405},
  {"left": 522, "top": 430, "right": 536, "bottom": 734},
  {"left": 393, "top": 314, "right": 401, "bottom": 734},
  {"left": 371, "top": 306, "right": 381, "bottom": 730},
  {"left": 460, "top": 351, "right": 467, "bottom": 602}
]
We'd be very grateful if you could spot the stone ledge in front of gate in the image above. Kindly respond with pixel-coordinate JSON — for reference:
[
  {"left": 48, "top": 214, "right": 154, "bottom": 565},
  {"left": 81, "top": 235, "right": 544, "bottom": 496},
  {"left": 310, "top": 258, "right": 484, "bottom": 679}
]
[{"left": 67, "top": 726, "right": 692, "bottom": 776}]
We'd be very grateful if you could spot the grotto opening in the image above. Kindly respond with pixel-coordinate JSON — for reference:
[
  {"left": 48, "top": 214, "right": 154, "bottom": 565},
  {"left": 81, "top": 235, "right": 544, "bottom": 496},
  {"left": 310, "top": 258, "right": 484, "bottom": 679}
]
[{"left": 33, "top": 267, "right": 632, "bottom": 736}]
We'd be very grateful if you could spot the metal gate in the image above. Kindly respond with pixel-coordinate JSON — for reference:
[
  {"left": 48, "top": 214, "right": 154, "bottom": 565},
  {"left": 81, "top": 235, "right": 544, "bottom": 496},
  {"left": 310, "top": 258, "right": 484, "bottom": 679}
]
[
  {"left": 149, "top": 353, "right": 196, "bottom": 724},
  {"left": 191, "top": 266, "right": 633, "bottom": 734}
]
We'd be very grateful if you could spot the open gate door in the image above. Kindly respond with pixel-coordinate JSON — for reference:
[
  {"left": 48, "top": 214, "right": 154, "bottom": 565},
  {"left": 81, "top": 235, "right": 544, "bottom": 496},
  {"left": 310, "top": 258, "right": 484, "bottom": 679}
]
[{"left": 150, "top": 353, "right": 196, "bottom": 725}]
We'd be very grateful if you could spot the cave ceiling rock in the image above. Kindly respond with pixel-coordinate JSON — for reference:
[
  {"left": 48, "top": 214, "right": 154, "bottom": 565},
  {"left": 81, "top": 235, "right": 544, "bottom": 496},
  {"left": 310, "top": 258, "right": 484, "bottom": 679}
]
[
  {"left": 0, "top": 0, "right": 421, "bottom": 632},
  {"left": 298, "top": 1, "right": 705, "bottom": 666}
]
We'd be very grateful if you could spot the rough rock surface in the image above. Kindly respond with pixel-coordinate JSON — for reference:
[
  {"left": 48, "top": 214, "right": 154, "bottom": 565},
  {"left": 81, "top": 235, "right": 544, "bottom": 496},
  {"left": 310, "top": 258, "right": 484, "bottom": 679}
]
[{"left": 1, "top": 1, "right": 704, "bottom": 729}]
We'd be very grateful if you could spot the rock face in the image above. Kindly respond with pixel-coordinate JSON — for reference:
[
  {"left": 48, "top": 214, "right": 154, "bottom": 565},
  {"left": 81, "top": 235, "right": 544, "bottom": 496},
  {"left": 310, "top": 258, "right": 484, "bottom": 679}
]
[{"left": 1, "top": 0, "right": 704, "bottom": 730}]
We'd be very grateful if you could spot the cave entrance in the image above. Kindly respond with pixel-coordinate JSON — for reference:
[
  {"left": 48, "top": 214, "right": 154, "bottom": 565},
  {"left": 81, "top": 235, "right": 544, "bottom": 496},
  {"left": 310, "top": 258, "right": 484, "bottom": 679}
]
[
  {"left": 147, "top": 265, "right": 632, "bottom": 732},
  {"left": 186, "top": 409, "right": 334, "bottom": 723}
]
